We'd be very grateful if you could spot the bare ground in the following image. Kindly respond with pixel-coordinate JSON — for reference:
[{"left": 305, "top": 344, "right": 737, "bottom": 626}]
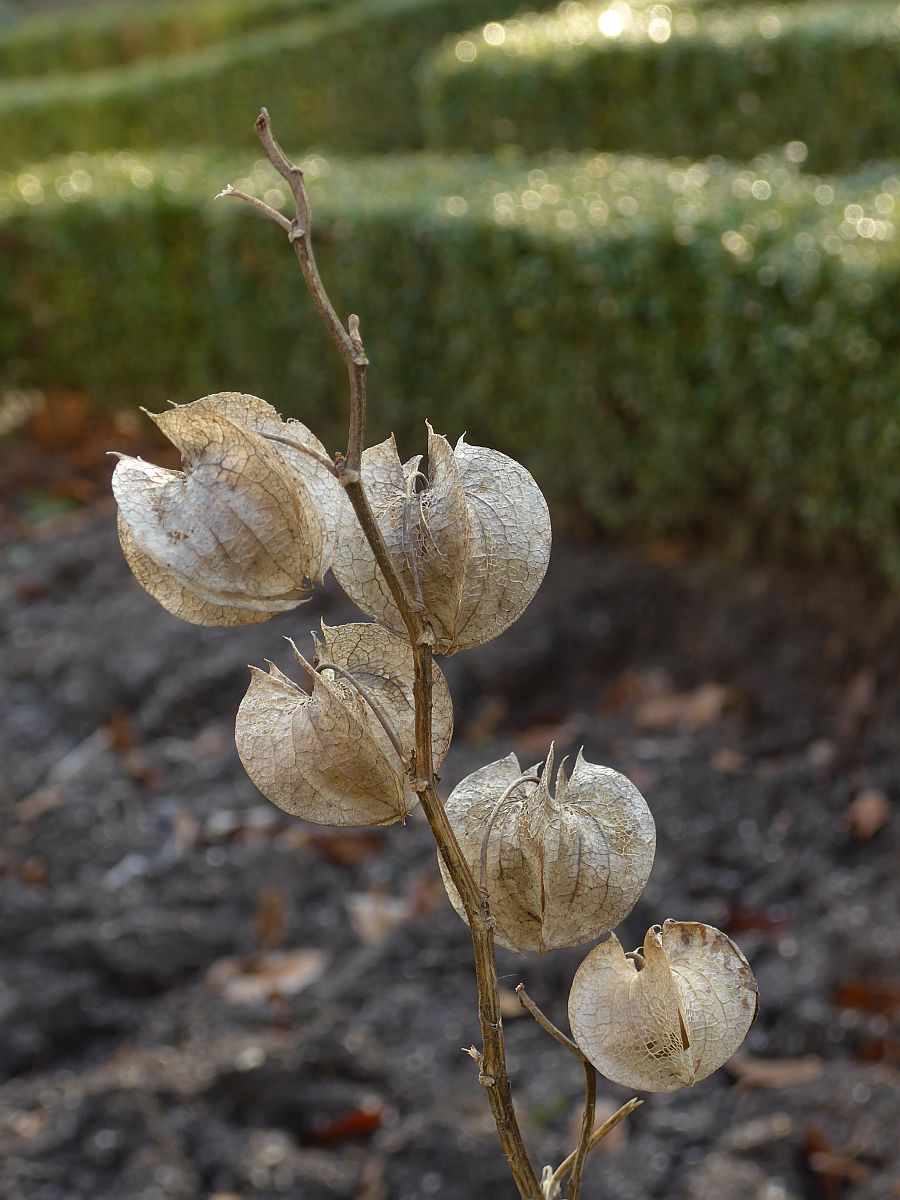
[{"left": 1, "top": 502, "right": 898, "bottom": 1200}]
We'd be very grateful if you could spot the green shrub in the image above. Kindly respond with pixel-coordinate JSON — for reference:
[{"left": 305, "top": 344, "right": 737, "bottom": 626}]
[
  {"left": 0, "top": 0, "right": 528, "bottom": 167},
  {"left": 0, "top": 0, "right": 333, "bottom": 79},
  {"left": 3, "top": 148, "right": 900, "bottom": 576},
  {"left": 421, "top": 0, "right": 900, "bottom": 173}
]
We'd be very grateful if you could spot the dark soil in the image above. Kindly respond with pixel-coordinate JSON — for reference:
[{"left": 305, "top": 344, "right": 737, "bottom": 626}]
[{"left": 1, "top": 503, "right": 898, "bottom": 1200}]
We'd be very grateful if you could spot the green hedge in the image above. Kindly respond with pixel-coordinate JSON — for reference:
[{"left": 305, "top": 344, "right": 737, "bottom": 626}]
[
  {"left": 0, "top": 0, "right": 335, "bottom": 79},
  {"left": 0, "top": 0, "right": 528, "bottom": 168},
  {"left": 421, "top": 0, "right": 900, "bottom": 173},
  {"left": 4, "top": 148, "right": 900, "bottom": 576}
]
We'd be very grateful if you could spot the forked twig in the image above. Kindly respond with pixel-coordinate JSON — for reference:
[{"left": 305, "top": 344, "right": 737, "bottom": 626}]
[
  {"left": 516, "top": 985, "right": 600, "bottom": 1200},
  {"left": 548, "top": 1098, "right": 643, "bottom": 1195},
  {"left": 226, "top": 108, "right": 541, "bottom": 1200}
]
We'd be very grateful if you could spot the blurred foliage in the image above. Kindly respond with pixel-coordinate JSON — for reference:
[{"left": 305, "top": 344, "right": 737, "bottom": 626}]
[
  {"left": 421, "top": 0, "right": 900, "bottom": 172},
  {"left": 0, "top": 0, "right": 527, "bottom": 167},
  {"left": 0, "top": 0, "right": 335, "bottom": 78},
  {"left": 3, "top": 149, "right": 900, "bottom": 575}
]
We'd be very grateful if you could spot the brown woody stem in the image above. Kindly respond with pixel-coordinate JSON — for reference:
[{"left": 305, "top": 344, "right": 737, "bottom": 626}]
[{"left": 243, "top": 107, "right": 541, "bottom": 1200}]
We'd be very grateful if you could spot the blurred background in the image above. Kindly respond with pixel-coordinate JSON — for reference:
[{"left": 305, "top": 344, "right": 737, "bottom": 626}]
[{"left": 1, "top": 0, "right": 898, "bottom": 1197}]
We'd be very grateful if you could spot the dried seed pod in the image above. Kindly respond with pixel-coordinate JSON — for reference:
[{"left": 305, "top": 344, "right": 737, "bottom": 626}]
[
  {"left": 112, "top": 394, "right": 338, "bottom": 627},
  {"left": 568, "top": 921, "right": 759, "bottom": 1092},
  {"left": 187, "top": 392, "right": 341, "bottom": 565},
  {"left": 439, "top": 748, "right": 655, "bottom": 953},
  {"left": 235, "top": 622, "right": 453, "bottom": 826},
  {"left": 331, "top": 425, "right": 551, "bottom": 654}
]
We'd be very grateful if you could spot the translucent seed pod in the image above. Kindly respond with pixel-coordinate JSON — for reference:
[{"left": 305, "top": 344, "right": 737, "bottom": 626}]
[
  {"left": 236, "top": 622, "right": 453, "bottom": 827},
  {"left": 568, "top": 920, "right": 759, "bottom": 1092},
  {"left": 439, "top": 747, "right": 655, "bottom": 953},
  {"left": 332, "top": 424, "right": 551, "bottom": 654},
  {"left": 112, "top": 393, "right": 339, "bottom": 626}
]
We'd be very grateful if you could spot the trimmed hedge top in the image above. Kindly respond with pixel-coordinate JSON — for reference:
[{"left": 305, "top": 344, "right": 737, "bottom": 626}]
[
  {"left": 0, "top": 0, "right": 333, "bottom": 79},
  {"left": 4, "top": 148, "right": 900, "bottom": 577},
  {"left": 0, "top": 0, "right": 528, "bottom": 166},
  {"left": 3, "top": 144, "right": 897, "bottom": 246},
  {"left": 421, "top": 0, "right": 900, "bottom": 171}
]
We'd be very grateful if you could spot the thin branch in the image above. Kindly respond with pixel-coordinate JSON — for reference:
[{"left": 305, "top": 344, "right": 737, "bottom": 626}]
[
  {"left": 247, "top": 107, "right": 541, "bottom": 1200},
  {"left": 548, "top": 1098, "right": 643, "bottom": 1194},
  {"left": 254, "top": 107, "right": 367, "bottom": 474},
  {"left": 516, "top": 985, "right": 596, "bottom": 1198},
  {"left": 567, "top": 1061, "right": 597, "bottom": 1200},
  {"left": 216, "top": 184, "right": 292, "bottom": 233},
  {"left": 262, "top": 432, "right": 339, "bottom": 477},
  {"left": 516, "top": 985, "right": 584, "bottom": 1060},
  {"left": 314, "top": 659, "right": 408, "bottom": 766}
]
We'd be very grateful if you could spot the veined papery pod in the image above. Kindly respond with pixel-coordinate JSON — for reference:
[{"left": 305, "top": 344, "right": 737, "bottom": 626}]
[
  {"left": 112, "top": 393, "right": 338, "bottom": 627},
  {"left": 235, "top": 622, "right": 453, "bottom": 826},
  {"left": 331, "top": 425, "right": 551, "bottom": 655},
  {"left": 439, "top": 748, "right": 655, "bottom": 953},
  {"left": 568, "top": 921, "right": 759, "bottom": 1093}
]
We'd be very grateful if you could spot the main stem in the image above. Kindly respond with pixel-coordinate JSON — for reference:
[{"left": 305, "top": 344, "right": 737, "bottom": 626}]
[{"left": 250, "top": 109, "right": 541, "bottom": 1199}]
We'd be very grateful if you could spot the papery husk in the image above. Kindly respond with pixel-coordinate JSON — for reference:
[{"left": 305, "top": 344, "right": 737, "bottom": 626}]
[
  {"left": 331, "top": 425, "right": 551, "bottom": 654},
  {"left": 568, "top": 920, "right": 759, "bottom": 1092},
  {"left": 439, "top": 747, "right": 655, "bottom": 953},
  {"left": 235, "top": 622, "right": 453, "bottom": 827}
]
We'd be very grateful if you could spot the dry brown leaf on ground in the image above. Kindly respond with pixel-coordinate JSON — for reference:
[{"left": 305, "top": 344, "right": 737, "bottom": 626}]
[
  {"left": 206, "top": 949, "right": 328, "bottom": 1004},
  {"left": 846, "top": 788, "right": 891, "bottom": 839},
  {"left": 726, "top": 1053, "right": 825, "bottom": 1088},
  {"left": 634, "top": 682, "right": 734, "bottom": 732},
  {"left": 345, "top": 891, "right": 414, "bottom": 945}
]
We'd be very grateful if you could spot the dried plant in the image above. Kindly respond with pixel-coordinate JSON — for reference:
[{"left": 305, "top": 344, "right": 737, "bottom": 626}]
[{"left": 111, "top": 110, "right": 758, "bottom": 1199}]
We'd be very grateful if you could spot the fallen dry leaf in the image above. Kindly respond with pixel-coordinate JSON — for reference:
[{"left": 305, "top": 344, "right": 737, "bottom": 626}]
[
  {"left": 255, "top": 887, "right": 285, "bottom": 952},
  {"left": 710, "top": 746, "right": 748, "bottom": 774},
  {"left": 511, "top": 719, "right": 581, "bottom": 758},
  {"left": 311, "top": 1098, "right": 383, "bottom": 1145},
  {"left": 304, "top": 829, "right": 387, "bottom": 866},
  {"left": 635, "top": 683, "right": 733, "bottom": 733},
  {"left": 834, "top": 978, "right": 900, "bottom": 1018},
  {"left": 345, "top": 891, "right": 414, "bottom": 945},
  {"left": 838, "top": 668, "right": 877, "bottom": 738},
  {"left": 600, "top": 668, "right": 671, "bottom": 715},
  {"left": 806, "top": 1123, "right": 871, "bottom": 1196},
  {"left": 206, "top": 949, "right": 328, "bottom": 1004},
  {"left": 727, "top": 1053, "right": 825, "bottom": 1088},
  {"left": 846, "top": 789, "right": 891, "bottom": 839}
]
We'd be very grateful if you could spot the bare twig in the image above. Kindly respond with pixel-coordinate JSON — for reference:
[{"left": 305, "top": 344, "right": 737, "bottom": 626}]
[
  {"left": 515, "top": 985, "right": 596, "bottom": 1199},
  {"left": 262, "top": 432, "right": 339, "bottom": 477},
  {"left": 246, "top": 108, "right": 540, "bottom": 1200},
  {"left": 567, "top": 1061, "right": 597, "bottom": 1200},
  {"left": 216, "top": 183, "right": 293, "bottom": 232},
  {"left": 549, "top": 1098, "right": 643, "bottom": 1194},
  {"left": 516, "top": 985, "right": 582, "bottom": 1059}
]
